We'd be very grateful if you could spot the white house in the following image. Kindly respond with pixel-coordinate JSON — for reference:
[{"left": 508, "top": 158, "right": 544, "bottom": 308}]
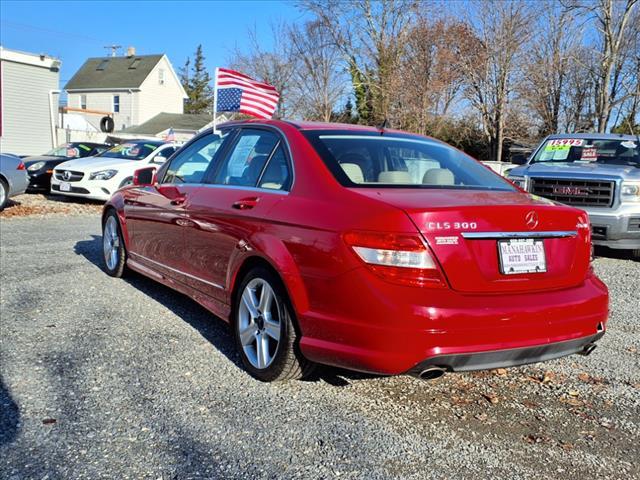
[
  {"left": 64, "top": 50, "right": 187, "bottom": 132},
  {"left": 0, "top": 46, "right": 61, "bottom": 155}
]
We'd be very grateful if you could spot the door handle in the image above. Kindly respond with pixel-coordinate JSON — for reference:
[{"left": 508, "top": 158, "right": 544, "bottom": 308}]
[{"left": 232, "top": 197, "right": 259, "bottom": 210}]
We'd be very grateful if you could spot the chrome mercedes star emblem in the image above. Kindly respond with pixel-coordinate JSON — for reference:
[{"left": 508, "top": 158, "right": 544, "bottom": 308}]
[
  {"left": 63, "top": 171, "right": 72, "bottom": 181},
  {"left": 525, "top": 211, "right": 539, "bottom": 230}
]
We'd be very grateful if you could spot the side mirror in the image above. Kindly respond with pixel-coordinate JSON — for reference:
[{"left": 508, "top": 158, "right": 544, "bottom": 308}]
[
  {"left": 153, "top": 155, "right": 167, "bottom": 164},
  {"left": 133, "top": 167, "right": 156, "bottom": 186}
]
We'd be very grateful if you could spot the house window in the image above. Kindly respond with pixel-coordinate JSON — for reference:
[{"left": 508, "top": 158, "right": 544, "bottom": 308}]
[
  {"left": 96, "top": 59, "right": 109, "bottom": 71},
  {"left": 113, "top": 95, "right": 120, "bottom": 113},
  {"left": 129, "top": 58, "right": 141, "bottom": 69},
  {"left": 158, "top": 68, "right": 165, "bottom": 85},
  {"left": 81, "top": 95, "right": 87, "bottom": 110}
]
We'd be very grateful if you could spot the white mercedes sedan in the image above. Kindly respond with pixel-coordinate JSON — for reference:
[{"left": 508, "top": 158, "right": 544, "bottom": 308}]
[{"left": 51, "top": 140, "right": 179, "bottom": 201}]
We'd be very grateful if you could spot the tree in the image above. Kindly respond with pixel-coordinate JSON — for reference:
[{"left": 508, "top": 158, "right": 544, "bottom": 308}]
[
  {"left": 302, "top": 0, "right": 418, "bottom": 125},
  {"left": 287, "top": 20, "right": 347, "bottom": 121},
  {"left": 396, "top": 17, "right": 476, "bottom": 135},
  {"left": 229, "top": 23, "right": 293, "bottom": 118},
  {"left": 567, "top": 0, "right": 639, "bottom": 132},
  {"left": 458, "top": 0, "right": 532, "bottom": 161},
  {"left": 181, "top": 45, "right": 214, "bottom": 114},
  {"left": 521, "top": 3, "right": 579, "bottom": 136}
]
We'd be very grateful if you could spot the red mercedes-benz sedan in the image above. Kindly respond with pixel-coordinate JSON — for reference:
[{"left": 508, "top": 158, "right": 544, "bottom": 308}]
[{"left": 102, "top": 120, "right": 608, "bottom": 382}]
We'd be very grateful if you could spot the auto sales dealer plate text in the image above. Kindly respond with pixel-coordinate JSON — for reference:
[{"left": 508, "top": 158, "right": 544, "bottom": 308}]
[{"left": 498, "top": 238, "right": 547, "bottom": 275}]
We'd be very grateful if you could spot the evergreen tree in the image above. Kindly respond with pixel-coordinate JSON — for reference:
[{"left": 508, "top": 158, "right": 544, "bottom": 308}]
[{"left": 181, "top": 45, "right": 213, "bottom": 114}]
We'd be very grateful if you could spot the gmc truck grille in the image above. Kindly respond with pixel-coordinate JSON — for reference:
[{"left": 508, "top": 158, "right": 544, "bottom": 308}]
[
  {"left": 530, "top": 178, "right": 615, "bottom": 207},
  {"left": 54, "top": 170, "right": 84, "bottom": 182}
]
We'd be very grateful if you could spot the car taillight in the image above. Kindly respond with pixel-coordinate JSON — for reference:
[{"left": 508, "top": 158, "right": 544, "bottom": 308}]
[
  {"left": 343, "top": 231, "right": 446, "bottom": 288},
  {"left": 17, "top": 162, "right": 26, "bottom": 170}
]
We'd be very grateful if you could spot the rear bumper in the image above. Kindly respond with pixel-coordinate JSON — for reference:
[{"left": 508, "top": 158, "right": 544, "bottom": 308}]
[
  {"left": 587, "top": 205, "right": 640, "bottom": 250},
  {"left": 8, "top": 172, "right": 29, "bottom": 197},
  {"left": 408, "top": 331, "right": 604, "bottom": 374},
  {"left": 298, "top": 268, "right": 609, "bottom": 376}
]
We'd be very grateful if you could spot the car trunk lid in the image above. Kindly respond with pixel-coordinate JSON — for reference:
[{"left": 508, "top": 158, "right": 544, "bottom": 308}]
[{"left": 356, "top": 188, "right": 590, "bottom": 293}]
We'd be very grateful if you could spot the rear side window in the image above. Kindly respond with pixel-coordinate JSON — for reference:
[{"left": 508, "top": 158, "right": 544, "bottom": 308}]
[
  {"left": 213, "top": 129, "right": 279, "bottom": 187},
  {"left": 258, "top": 145, "right": 291, "bottom": 190},
  {"left": 304, "top": 131, "right": 514, "bottom": 191}
]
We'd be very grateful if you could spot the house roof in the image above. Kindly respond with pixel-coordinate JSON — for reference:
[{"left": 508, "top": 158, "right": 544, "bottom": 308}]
[
  {"left": 0, "top": 46, "right": 60, "bottom": 70},
  {"left": 121, "top": 112, "right": 215, "bottom": 134},
  {"left": 65, "top": 54, "right": 164, "bottom": 90}
]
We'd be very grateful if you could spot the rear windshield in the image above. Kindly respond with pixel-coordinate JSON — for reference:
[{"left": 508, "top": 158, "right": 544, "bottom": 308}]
[
  {"left": 531, "top": 138, "right": 639, "bottom": 167},
  {"left": 100, "top": 142, "right": 162, "bottom": 160},
  {"left": 304, "top": 131, "right": 515, "bottom": 191}
]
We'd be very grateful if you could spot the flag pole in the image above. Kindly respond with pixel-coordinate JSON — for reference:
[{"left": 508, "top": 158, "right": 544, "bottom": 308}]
[{"left": 212, "top": 67, "right": 219, "bottom": 135}]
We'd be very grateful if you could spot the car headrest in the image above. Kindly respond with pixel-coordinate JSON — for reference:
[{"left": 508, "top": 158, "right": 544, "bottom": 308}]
[
  {"left": 378, "top": 171, "right": 412, "bottom": 183},
  {"left": 423, "top": 168, "right": 455, "bottom": 185},
  {"left": 340, "top": 163, "right": 364, "bottom": 183}
]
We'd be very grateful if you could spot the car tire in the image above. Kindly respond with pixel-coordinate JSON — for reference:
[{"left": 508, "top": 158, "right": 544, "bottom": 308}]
[
  {"left": 0, "top": 178, "right": 8, "bottom": 211},
  {"left": 631, "top": 249, "right": 640, "bottom": 261},
  {"left": 102, "top": 210, "right": 127, "bottom": 277},
  {"left": 233, "top": 266, "right": 314, "bottom": 382}
]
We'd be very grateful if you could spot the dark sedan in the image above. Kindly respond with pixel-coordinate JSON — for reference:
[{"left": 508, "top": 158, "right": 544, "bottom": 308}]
[{"left": 24, "top": 142, "right": 110, "bottom": 192}]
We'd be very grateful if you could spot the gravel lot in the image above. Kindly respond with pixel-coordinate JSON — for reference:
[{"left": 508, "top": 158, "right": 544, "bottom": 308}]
[{"left": 1, "top": 214, "right": 639, "bottom": 479}]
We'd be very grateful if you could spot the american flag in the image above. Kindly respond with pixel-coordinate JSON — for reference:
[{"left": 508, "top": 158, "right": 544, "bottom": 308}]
[
  {"left": 215, "top": 68, "right": 279, "bottom": 119},
  {"left": 164, "top": 128, "right": 175, "bottom": 142}
]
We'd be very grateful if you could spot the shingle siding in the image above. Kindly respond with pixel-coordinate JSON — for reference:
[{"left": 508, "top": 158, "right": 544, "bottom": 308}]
[{"left": 1, "top": 60, "right": 59, "bottom": 156}]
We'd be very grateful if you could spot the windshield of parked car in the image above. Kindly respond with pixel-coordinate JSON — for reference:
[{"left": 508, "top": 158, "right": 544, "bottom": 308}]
[
  {"left": 531, "top": 138, "right": 640, "bottom": 167},
  {"left": 45, "top": 143, "right": 97, "bottom": 158},
  {"left": 100, "top": 142, "right": 162, "bottom": 160},
  {"left": 304, "top": 131, "right": 515, "bottom": 191}
]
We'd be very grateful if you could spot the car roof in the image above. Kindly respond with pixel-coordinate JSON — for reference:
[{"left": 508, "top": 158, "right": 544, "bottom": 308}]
[
  {"left": 546, "top": 133, "right": 638, "bottom": 141},
  {"left": 219, "top": 118, "right": 408, "bottom": 134}
]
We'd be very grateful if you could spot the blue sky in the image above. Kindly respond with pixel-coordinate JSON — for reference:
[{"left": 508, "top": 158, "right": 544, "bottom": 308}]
[{"left": 0, "top": 0, "right": 308, "bottom": 87}]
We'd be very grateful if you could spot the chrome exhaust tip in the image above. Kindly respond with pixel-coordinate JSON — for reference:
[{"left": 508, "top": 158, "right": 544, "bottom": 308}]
[
  {"left": 417, "top": 366, "right": 447, "bottom": 381},
  {"left": 578, "top": 343, "right": 597, "bottom": 356}
]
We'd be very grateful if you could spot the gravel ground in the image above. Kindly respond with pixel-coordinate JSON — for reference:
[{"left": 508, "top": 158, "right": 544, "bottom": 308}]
[{"left": 1, "top": 215, "right": 639, "bottom": 480}]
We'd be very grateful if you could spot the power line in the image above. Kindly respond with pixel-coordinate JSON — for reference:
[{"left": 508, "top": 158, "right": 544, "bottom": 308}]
[{"left": 0, "top": 20, "right": 108, "bottom": 44}]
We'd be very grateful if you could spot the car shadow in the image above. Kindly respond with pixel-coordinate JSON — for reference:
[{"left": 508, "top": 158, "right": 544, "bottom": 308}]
[
  {"left": 594, "top": 245, "right": 639, "bottom": 262},
  {"left": 74, "top": 235, "right": 382, "bottom": 386},
  {"left": 0, "top": 376, "right": 21, "bottom": 446}
]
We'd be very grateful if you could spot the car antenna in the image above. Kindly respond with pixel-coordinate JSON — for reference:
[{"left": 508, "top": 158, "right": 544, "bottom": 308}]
[{"left": 378, "top": 118, "right": 388, "bottom": 135}]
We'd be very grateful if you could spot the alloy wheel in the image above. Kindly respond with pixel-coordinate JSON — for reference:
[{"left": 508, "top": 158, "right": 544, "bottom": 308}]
[
  {"left": 237, "top": 278, "right": 282, "bottom": 369},
  {"left": 103, "top": 216, "right": 120, "bottom": 271}
]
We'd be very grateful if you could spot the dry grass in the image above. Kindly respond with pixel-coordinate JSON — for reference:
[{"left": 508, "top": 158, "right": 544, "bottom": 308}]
[{"left": 0, "top": 194, "right": 103, "bottom": 218}]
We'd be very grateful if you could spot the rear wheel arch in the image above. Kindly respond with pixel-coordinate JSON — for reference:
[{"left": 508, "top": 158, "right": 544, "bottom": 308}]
[{"left": 229, "top": 254, "right": 308, "bottom": 327}]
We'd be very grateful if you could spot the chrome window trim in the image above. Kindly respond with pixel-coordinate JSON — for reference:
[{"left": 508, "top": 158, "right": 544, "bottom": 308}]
[
  {"left": 131, "top": 252, "right": 225, "bottom": 290},
  {"left": 461, "top": 231, "right": 578, "bottom": 239},
  {"left": 198, "top": 183, "right": 290, "bottom": 196}
]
